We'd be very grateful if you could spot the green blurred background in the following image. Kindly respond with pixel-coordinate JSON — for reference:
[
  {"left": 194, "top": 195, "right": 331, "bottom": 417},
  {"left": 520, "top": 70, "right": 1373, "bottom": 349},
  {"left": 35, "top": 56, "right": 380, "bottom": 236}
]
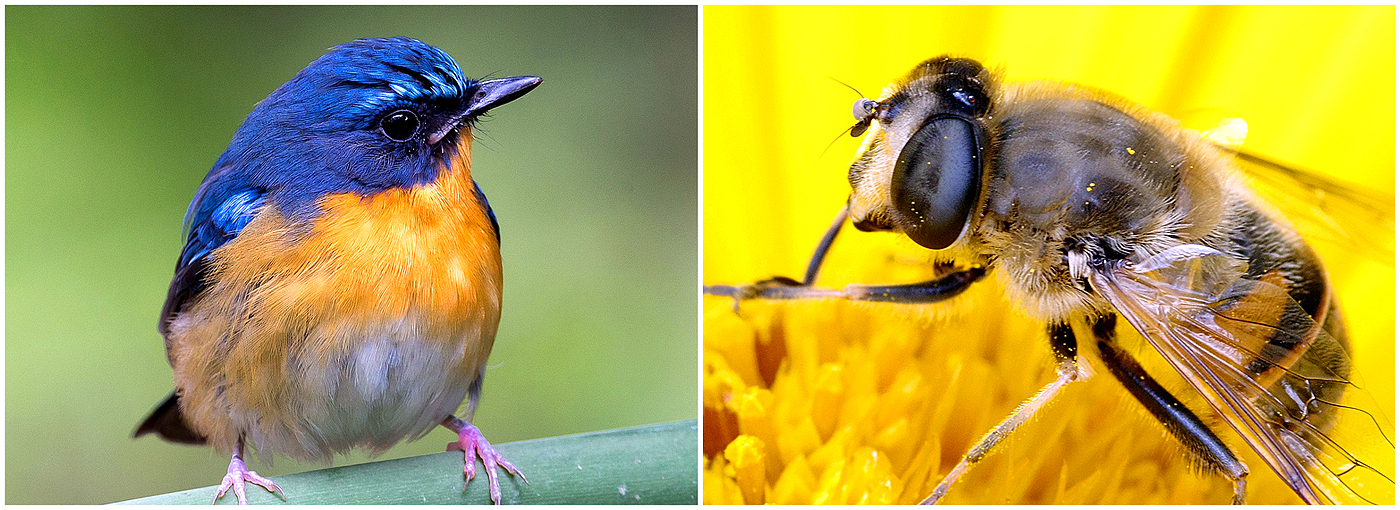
[{"left": 6, "top": 5, "right": 697, "bottom": 504}]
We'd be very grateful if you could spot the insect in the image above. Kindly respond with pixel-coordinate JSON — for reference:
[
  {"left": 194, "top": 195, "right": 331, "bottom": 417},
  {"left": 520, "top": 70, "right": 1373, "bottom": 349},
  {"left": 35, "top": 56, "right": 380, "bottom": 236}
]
[{"left": 705, "top": 56, "right": 1393, "bottom": 504}]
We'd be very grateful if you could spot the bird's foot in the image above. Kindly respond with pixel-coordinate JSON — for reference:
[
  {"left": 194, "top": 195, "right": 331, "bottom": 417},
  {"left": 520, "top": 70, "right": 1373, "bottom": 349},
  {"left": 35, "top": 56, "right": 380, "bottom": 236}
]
[
  {"left": 213, "top": 451, "right": 283, "bottom": 505},
  {"left": 444, "top": 417, "right": 527, "bottom": 504}
]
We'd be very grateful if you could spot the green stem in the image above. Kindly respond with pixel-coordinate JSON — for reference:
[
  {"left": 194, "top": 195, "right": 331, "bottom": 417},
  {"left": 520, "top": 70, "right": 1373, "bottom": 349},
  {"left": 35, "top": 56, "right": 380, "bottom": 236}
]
[{"left": 115, "top": 420, "right": 697, "bottom": 505}]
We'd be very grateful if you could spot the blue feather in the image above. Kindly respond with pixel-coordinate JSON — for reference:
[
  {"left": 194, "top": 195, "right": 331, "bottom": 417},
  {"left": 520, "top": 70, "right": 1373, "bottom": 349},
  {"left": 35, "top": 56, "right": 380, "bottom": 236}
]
[
  {"left": 473, "top": 180, "right": 501, "bottom": 244},
  {"left": 198, "top": 37, "right": 480, "bottom": 223},
  {"left": 160, "top": 189, "right": 265, "bottom": 335},
  {"left": 178, "top": 189, "right": 265, "bottom": 268}
]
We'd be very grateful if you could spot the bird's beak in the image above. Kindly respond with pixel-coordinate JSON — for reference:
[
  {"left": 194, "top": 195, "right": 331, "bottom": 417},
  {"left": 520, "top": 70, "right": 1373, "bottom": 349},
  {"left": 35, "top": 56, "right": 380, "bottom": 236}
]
[
  {"left": 464, "top": 76, "right": 542, "bottom": 117},
  {"left": 430, "top": 76, "right": 542, "bottom": 145}
]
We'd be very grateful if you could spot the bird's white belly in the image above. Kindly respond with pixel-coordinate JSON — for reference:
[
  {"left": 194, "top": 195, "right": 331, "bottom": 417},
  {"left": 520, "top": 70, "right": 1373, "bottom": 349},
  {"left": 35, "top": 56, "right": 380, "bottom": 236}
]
[{"left": 242, "top": 318, "right": 479, "bottom": 461}]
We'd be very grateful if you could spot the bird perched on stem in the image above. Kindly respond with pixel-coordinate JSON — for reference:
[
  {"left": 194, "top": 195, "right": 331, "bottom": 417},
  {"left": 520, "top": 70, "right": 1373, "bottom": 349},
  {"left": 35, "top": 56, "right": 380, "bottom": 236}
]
[{"left": 134, "top": 37, "right": 541, "bottom": 505}]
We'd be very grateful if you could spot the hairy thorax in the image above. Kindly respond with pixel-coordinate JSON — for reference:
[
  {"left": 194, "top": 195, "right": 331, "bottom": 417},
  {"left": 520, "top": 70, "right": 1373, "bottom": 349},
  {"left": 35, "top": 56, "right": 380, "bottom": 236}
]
[
  {"left": 968, "top": 83, "right": 1242, "bottom": 321},
  {"left": 167, "top": 147, "right": 502, "bottom": 461}
]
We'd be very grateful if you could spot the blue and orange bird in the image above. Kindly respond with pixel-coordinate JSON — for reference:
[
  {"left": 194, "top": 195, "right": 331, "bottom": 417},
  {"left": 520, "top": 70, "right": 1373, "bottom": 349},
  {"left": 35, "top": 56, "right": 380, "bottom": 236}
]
[{"left": 133, "top": 37, "right": 541, "bottom": 504}]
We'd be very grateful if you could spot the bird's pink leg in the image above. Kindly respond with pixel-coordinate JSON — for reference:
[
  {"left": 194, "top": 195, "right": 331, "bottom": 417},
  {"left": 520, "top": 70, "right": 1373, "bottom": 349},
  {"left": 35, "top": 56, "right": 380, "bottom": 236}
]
[
  {"left": 213, "top": 437, "right": 284, "bottom": 505},
  {"left": 443, "top": 416, "right": 527, "bottom": 504}
]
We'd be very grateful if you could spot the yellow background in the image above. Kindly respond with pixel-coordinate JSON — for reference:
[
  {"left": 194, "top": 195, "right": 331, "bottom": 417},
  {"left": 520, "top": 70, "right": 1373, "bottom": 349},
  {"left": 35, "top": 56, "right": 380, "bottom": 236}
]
[{"left": 703, "top": 5, "right": 1393, "bottom": 504}]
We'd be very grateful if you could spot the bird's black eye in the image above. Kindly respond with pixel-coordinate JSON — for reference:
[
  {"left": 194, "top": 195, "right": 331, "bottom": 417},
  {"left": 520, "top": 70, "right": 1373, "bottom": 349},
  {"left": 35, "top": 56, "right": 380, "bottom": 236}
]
[{"left": 380, "top": 109, "right": 419, "bottom": 142}]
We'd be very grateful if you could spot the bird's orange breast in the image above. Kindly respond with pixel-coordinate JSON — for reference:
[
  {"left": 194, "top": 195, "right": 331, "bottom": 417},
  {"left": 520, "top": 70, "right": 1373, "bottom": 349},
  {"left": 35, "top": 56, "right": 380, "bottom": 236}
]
[{"left": 167, "top": 143, "right": 503, "bottom": 460}]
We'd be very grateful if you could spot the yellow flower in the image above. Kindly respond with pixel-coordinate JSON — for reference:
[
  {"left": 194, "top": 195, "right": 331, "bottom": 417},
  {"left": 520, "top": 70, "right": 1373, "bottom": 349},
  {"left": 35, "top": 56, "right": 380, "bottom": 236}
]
[{"left": 702, "top": 250, "right": 1389, "bottom": 503}]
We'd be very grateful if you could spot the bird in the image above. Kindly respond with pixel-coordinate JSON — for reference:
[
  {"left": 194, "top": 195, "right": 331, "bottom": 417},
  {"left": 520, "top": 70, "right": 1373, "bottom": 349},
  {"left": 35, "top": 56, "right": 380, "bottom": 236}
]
[{"left": 133, "top": 37, "right": 541, "bottom": 505}]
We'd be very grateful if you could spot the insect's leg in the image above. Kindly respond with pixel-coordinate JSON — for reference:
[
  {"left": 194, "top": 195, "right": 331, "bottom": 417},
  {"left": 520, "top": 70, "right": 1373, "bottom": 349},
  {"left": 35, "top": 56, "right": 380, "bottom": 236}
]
[
  {"left": 704, "top": 265, "right": 985, "bottom": 304},
  {"left": 801, "top": 205, "right": 849, "bottom": 284},
  {"left": 1091, "top": 313, "right": 1249, "bottom": 504},
  {"left": 703, "top": 205, "right": 984, "bottom": 307},
  {"left": 704, "top": 207, "right": 855, "bottom": 306},
  {"left": 921, "top": 321, "right": 1090, "bottom": 504}
]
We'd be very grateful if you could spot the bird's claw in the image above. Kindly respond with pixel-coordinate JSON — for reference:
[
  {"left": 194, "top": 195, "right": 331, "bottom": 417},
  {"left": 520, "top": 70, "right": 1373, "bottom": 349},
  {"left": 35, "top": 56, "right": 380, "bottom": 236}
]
[
  {"left": 213, "top": 455, "right": 283, "bottom": 505},
  {"left": 449, "top": 423, "right": 527, "bottom": 504}
]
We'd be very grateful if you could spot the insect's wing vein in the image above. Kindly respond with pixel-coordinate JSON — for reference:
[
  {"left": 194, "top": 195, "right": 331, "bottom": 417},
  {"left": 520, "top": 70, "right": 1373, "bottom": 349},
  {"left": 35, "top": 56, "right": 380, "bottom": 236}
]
[{"left": 1089, "top": 245, "right": 1393, "bottom": 504}]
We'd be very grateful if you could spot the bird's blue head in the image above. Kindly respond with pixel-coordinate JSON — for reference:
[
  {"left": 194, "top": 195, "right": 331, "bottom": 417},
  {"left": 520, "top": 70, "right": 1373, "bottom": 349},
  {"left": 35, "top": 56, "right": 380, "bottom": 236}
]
[{"left": 204, "top": 37, "right": 540, "bottom": 219}]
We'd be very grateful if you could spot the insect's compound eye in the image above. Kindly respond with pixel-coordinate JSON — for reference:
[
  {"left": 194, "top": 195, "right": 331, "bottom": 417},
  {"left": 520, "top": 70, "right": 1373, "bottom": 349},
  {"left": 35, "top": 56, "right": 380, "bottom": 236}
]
[
  {"left": 947, "top": 87, "right": 989, "bottom": 116},
  {"left": 380, "top": 109, "right": 420, "bottom": 142},
  {"left": 853, "top": 98, "right": 878, "bottom": 121},
  {"left": 890, "top": 116, "right": 982, "bottom": 250},
  {"left": 951, "top": 89, "right": 977, "bottom": 108}
]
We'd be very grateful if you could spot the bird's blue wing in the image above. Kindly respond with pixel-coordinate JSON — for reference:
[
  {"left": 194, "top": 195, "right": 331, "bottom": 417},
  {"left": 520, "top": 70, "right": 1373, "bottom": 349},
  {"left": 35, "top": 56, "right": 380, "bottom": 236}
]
[
  {"left": 473, "top": 180, "right": 500, "bottom": 244},
  {"left": 158, "top": 187, "right": 265, "bottom": 338}
]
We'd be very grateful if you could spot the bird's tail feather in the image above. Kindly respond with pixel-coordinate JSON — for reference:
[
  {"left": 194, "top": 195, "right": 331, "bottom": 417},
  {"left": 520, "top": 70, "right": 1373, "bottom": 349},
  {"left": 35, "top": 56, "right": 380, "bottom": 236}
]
[{"left": 134, "top": 390, "right": 208, "bottom": 445}]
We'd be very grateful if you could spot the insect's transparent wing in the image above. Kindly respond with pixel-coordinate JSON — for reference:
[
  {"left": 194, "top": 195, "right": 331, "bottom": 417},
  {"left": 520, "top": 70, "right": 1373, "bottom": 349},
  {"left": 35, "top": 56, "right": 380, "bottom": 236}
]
[
  {"left": 1189, "top": 116, "right": 1393, "bottom": 262},
  {"left": 1089, "top": 245, "right": 1394, "bottom": 504},
  {"left": 1231, "top": 150, "right": 1395, "bottom": 263}
]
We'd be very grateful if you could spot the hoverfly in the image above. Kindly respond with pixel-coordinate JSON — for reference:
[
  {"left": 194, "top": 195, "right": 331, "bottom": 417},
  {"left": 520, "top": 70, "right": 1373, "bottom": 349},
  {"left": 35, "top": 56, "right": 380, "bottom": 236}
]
[{"left": 704, "top": 56, "right": 1394, "bottom": 504}]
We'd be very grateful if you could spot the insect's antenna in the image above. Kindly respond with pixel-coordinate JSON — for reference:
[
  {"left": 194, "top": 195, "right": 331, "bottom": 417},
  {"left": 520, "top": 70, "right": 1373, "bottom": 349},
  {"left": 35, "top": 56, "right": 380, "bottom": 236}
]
[
  {"left": 818, "top": 77, "right": 872, "bottom": 160},
  {"left": 818, "top": 127, "right": 857, "bottom": 160},
  {"left": 828, "top": 76, "right": 865, "bottom": 98}
]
